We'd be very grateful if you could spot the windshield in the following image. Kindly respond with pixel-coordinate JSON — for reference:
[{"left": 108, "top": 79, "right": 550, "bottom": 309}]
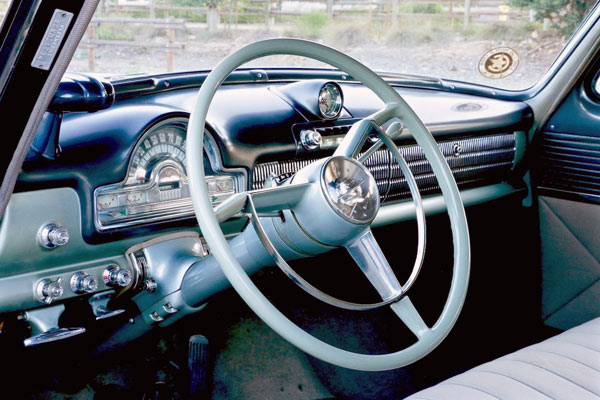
[{"left": 68, "top": 0, "right": 597, "bottom": 90}]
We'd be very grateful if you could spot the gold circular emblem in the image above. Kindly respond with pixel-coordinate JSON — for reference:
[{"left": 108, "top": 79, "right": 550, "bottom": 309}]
[{"left": 478, "top": 47, "right": 519, "bottom": 79}]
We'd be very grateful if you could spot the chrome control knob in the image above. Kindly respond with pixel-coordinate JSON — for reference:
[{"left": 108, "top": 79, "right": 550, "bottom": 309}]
[
  {"left": 115, "top": 269, "right": 132, "bottom": 287},
  {"left": 36, "top": 278, "right": 64, "bottom": 304},
  {"left": 39, "top": 223, "right": 70, "bottom": 248},
  {"left": 143, "top": 278, "right": 157, "bottom": 293},
  {"left": 103, "top": 265, "right": 133, "bottom": 288},
  {"left": 300, "top": 129, "right": 322, "bottom": 150},
  {"left": 70, "top": 272, "right": 98, "bottom": 294}
]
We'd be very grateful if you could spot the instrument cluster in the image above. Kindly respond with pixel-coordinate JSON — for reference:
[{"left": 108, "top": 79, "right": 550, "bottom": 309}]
[{"left": 94, "top": 117, "right": 245, "bottom": 231}]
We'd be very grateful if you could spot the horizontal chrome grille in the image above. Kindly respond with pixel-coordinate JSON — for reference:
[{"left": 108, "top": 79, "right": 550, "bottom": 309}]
[{"left": 253, "top": 133, "right": 516, "bottom": 202}]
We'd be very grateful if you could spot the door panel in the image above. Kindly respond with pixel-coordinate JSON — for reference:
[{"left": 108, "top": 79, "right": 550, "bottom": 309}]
[
  {"left": 535, "top": 68, "right": 600, "bottom": 330},
  {"left": 539, "top": 196, "right": 600, "bottom": 330}
]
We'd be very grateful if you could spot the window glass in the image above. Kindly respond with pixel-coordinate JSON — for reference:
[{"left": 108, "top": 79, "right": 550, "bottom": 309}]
[{"left": 68, "top": 0, "right": 598, "bottom": 90}]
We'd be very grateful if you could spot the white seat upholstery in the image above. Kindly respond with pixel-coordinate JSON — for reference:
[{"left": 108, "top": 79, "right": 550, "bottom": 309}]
[{"left": 406, "top": 318, "right": 600, "bottom": 400}]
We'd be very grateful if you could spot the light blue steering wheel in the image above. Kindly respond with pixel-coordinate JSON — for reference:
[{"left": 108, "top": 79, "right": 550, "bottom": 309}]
[{"left": 186, "top": 38, "right": 470, "bottom": 371}]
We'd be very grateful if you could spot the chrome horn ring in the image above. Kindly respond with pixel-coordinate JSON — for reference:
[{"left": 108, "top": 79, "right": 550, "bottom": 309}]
[{"left": 248, "top": 126, "right": 426, "bottom": 310}]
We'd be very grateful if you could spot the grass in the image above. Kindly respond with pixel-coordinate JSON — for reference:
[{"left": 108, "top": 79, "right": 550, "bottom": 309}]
[
  {"left": 290, "top": 11, "right": 331, "bottom": 39},
  {"left": 96, "top": 24, "right": 135, "bottom": 41},
  {"left": 398, "top": 2, "right": 443, "bottom": 14},
  {"left": 462, "top": 21, "right": 538, "bottom": 41},
  {"left": 283, "top": 12, "right": 544, "bottom": 50}
]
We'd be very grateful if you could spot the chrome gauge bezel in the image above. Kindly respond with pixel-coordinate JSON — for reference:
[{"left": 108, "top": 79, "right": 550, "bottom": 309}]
[
  {"left": 94, "top": 117, "right": 246, "bottom": 231},
  {"left": 318, "top": 82, "right": 343, "bottom": 120}
]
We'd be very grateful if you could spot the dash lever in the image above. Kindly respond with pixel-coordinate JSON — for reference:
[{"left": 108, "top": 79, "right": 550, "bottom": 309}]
[
  {"left": 22, "top": 304, "right": 85, "bottom": 347},
  {"left": 89, "top": 291, "right": 125, "bottom": 321}
]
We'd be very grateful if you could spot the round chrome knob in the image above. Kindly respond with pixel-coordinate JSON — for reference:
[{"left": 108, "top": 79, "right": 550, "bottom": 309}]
[
  {"left": 36, "top": 278, "right": 64, "bottom": 304},
  {"left": 116, "top": 269, "right": 132, "bottom": 287},
  {"left": 39, "top": 223, "right": 70, "bottom": 248},
  {"left": 300, "top": 129, "right": 322, "bottom": 150},
  {"left": 143, "top": 278, "right": 157, "bottom": 293},
  {"left": 103, "top": 265, "right": 133, "bottom": 288},
  {"left": 70, "top": 272, "right": 98, "bottom": 294}
]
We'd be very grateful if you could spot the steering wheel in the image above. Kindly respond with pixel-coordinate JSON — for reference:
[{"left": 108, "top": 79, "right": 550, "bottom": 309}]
[{"left": 186, "top": 38, "right": 470, "bottom": 371}]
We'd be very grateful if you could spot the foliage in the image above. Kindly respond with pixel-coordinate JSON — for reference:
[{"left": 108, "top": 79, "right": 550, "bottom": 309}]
[
  {"left": 165, "top": 0, "right": 217, "bottom": 6},
  {"left": 464, "top": 21, "right": 537, "bottom": 40},
  {"left": 399, "top": 2, "right": 443, "bottom": 14},
  {"left": 384, "top": 18, "right": 450, "bottom": 44},
  {"left": 292, "top": 11, "right": 331, "bottom": 39},
  {"left": 509, "top": 0, "right": 594, "bottom": 35},
  {"left": 97, "top": 24, "right": 135, "bottom": 40}
]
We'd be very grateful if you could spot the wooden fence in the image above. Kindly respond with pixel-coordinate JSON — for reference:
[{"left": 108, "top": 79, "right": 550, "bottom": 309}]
[
  {"left": 79, "top": 0, "right": 529, "bottom": 71},
  {"left": 102, "top": 0, "right": 530, "bottom": 30},
  {"left": 81, "top": 17, "right": 186, "bottom": 71}
]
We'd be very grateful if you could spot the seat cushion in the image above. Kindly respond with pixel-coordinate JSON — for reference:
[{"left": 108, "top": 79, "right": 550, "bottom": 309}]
[{"left": 406, "top": 318, "right": 600, "bottom": 400}]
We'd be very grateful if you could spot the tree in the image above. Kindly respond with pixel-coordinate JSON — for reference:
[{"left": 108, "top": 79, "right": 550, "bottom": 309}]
[{"left": 510, "top": 0, "right": 595, "bottom": 35}]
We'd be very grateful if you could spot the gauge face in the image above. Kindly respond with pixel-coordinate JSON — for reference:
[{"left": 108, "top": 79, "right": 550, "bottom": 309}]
[
  {"left": 97, "top": 194, "right": 118, "bottom": 210},
  {"left": 127, "top": 123, "right": 187, "bottom": 186},
  {"left": 127, "top": 191, "right": 146, "bottom": 205},
  {"left": 318, "top": 82, "right": 343, "bottom": 120}
]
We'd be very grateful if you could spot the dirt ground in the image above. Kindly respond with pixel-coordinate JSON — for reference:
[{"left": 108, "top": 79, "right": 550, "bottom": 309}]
[{"left": 67, "top": 22, "right": 567, "bottom": 90}]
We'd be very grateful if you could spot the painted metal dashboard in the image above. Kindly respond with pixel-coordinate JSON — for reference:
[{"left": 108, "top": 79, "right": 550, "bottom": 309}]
[
  {"left": 15, "top": 71, "right": 532, "bottom": 245},
  {"left": 0, "top": 70, "right": 533, "bottom": 316}
]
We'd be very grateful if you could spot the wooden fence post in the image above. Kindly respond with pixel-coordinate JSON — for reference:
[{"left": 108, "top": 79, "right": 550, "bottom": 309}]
[
  {"left": 264, "top": 0, "right": 271, "bottom": 31},
  {"left": 449, "top": 2, "right": 454, "bottom": 27},
  {"left": 149, "top": 0, "right": 156, "bottom": 18},
  {"left": 464, "top": 0, "right": 471, "bottom": 29},
  {"left": 166, "top": 27, "right": 174, "bottom": 72},
  {"left": 88, "top": 25, "right": 96, "bottom": 72},
  {"left": 391, "top": 0, "right": 399, "bottom": 26},
  {"left": 207, "top": 3, "right": 218, "bottom": 32},
  {"left": 227, "top": 0, "right": 233, "bottom": 30},
  {"left": 327, "top": 0, "right": 334, "bottom": 18}
]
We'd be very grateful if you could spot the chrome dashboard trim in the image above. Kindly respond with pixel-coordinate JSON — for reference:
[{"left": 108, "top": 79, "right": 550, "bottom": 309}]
[
  {"left": 254, "top": 133, "right": 517, "bottom": 202},
  {"left": 93, "top": 117, "right": 247, "bottom": 231}
]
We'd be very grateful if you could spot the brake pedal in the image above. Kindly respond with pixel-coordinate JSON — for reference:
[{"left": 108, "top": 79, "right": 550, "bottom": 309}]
[{"left": 188, "top": 334, "right": 209, "bottom": 399}]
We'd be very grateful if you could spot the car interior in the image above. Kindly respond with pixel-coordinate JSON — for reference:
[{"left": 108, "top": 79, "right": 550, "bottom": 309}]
[{"left": 0, "top": 0, "right": 598, "bottom": 399}]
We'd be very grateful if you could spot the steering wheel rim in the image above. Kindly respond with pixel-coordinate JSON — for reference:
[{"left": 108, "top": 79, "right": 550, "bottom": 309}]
[{"left": 187, "top": 38, "right": 470, "bottom": 371}]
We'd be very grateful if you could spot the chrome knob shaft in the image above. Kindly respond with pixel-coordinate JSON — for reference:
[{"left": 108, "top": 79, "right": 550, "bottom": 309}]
[
  {"left": 300, "top": 129, "right": 322, "bottom": 150},
  {"left": 103, "top": 265, "right": 133, "bottom": 288},
  {"left": 39, "top": 223, "right": 70, "bottom": 248},
  {"left": 70, "top": 272, "right": 98, "bottom": 294},
  {"left": 36, "top": 278, "right": 64, "bottom": 304}
]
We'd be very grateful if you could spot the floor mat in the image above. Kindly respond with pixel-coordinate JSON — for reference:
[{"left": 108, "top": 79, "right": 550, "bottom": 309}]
[{"left": 211, "top": 314, "right": 332, "bottom": 400}]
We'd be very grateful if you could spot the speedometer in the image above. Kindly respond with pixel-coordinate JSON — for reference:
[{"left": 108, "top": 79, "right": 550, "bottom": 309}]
[
  {"left": 127, "top": 123, "right": 187, "bottom": 187},
  {"left": 94, "top": 117, "right": 245, "bottom": 231}
]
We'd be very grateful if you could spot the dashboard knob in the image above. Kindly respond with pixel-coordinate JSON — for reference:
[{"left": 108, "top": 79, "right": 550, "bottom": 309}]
[
  {"left": 143, "top": 278, "right": 157, "bottom": 293},
  {"left": 103, "top": 265, "right": 133, "bottom": 288},
  {"left": 36, "top": 278, "right": 64, "bottom": 304},
  {"left": 300, "top": 129, "right": 322, "bottom": 150},
  {"left": 70, "top": 272, "right": 98, "bottom": 294},
  {"left": 39, "top": 223, "right": 70, "bottom": 248},
  {"left": 116, "top": 269, "right": 132, "bottom": 287}
]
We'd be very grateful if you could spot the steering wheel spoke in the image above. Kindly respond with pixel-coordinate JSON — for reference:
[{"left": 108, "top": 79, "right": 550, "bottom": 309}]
[
  {"left": 390, "top": 296, "right": 430, "bottom": 339},
  {"left": 334, "top": 103, "right": 402, "bottom": 160},
  {"left": 357, "top": 122, "right": 403, "bottom": 163},
  {"left": 346, "top": 229, "right": 403, "bottom": 301},
  {"left": 214, "top": 182, "right": 312, "bottom": 222}
]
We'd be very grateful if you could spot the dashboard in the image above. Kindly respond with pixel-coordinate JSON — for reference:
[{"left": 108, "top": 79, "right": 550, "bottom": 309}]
[{"left": 1, "top": 69, "right": 532, "bottom": 323}]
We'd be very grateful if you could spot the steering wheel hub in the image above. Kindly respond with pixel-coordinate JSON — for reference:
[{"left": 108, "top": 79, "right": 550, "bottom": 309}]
[{"left": 321, "top": 156, "right": 379, "bottom": 224}]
